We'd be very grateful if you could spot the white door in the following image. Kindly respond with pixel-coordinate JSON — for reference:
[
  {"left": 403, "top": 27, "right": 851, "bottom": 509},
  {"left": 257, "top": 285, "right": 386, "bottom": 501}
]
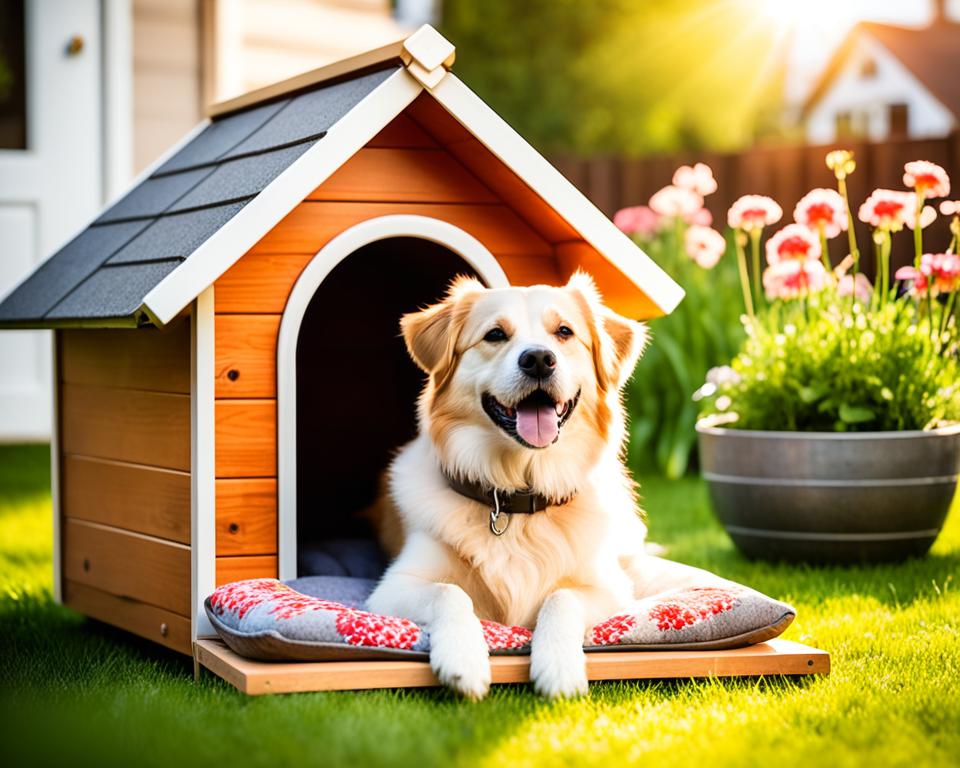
[{"left": 0, "top": 0, "right": 103, "bottom": 441}]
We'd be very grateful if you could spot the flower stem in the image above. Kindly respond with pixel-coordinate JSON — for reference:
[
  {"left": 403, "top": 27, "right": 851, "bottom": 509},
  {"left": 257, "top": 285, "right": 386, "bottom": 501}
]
[
  {"left": 750, "top": 229, "right": 762, "bottom": 309},
  {"left": 913, "top": 195, "right": 924, "bottom": 267},
  {"left": 838, "top": 176, "right": 860, "bottom": 270},
  {"left": 819, "top": 224, "right": 831, "bottom": 273},
  {"left": 734, "top": 232, "right": 755, "bottom": 322},
  {"left": 880, "top": 231, "right": 891, "bottom": 307}
]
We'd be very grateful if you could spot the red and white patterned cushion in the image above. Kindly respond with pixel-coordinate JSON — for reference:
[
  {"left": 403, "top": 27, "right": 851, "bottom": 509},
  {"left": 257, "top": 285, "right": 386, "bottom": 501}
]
[{"left": 206, "top": 578, "right": 794, "bottom": 661}]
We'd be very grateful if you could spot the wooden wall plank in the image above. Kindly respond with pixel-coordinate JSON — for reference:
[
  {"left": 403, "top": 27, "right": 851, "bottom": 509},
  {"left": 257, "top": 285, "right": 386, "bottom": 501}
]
[
  {"left": 215, "top": 400, "right": 277, "bottom": 478},
  {"left": 216, "top": 253, "right": 312, "bottom": 314},
  {"left": 63, "top": 519, "right": 191, "bottom": 616},
  {"left": 215, "top": 315, "right": 280, "bottom": 398},
  {"left": 63, "top": 455, "right": 190, "bottom": 544},
  {"left": 60, "top": 322, "right": 190, "bottom": 393},
  {"left": 216, "top": 478, "right": 277, "bottom": 556},
  {"left": 497, "top": 254, "right": 563, "bottom": 286},
  {"left": 556, "top": 241, "right": 662, "bottom": 319},
  {"left": 366, "top": 114, "right": 439, "bottom": 149},
  {"left": 307, "top": 148, "right": 497, "bottom": 204},
  {"left": 250, "top": 202, "right": 551, "bottom": 258},
  {"left": 216, "top": 555, "right": 278, "bottom": 585},
  {"left": 61, "top": 384, "right": 190, "bottom": 471},
  {"left": 64, "top": 580, "right": 191, "bottom": 655}
]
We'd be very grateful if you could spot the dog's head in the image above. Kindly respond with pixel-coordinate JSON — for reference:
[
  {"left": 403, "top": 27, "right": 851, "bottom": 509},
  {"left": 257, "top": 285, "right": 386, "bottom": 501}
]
[{"left": 402, "top": 272, "right": 646, "bottom": 497}]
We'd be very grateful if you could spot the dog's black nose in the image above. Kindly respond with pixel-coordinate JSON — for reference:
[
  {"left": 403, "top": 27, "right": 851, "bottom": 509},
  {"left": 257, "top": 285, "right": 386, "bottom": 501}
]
[{"left": 518, "top": 347, "right": 556, "bottom": 379}]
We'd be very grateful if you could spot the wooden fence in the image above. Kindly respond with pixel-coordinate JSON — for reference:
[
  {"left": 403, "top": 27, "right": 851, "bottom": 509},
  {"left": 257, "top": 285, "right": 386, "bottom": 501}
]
[{"left": 551, "top": 131, "right": 960, "bottom": 273}]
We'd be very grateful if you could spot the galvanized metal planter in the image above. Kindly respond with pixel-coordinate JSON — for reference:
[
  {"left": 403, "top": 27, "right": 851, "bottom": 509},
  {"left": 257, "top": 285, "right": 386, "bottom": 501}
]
[{"left": 696, "top": 424, "right": 960, "bottom": 563}]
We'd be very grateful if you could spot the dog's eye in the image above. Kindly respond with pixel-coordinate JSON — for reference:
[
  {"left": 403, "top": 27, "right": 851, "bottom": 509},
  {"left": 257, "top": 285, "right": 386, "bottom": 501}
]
[
  {"left": 484, "top": 327, "right": 508, "bottom": 343},
  {"left": 556, "top": 325, "right": 574, "bottom": 339}
]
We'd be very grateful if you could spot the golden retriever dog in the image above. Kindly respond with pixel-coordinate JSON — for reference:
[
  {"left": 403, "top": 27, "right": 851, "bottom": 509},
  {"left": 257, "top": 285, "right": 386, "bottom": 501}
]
[{"left": 367, "top": 272, "right": 715, "bottom": 699}]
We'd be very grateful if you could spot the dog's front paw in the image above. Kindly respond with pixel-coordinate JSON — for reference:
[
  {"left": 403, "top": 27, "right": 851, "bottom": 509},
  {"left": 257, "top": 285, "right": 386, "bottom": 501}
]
[
  {"left": 530, "top": 642, "right": 588, "bottom": 699},
  {"left": 429, "top": 619, "right": 491, "bottom": 700}
]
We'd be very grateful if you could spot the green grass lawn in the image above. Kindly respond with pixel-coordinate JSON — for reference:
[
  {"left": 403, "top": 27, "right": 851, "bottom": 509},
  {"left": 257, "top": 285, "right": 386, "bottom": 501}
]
[{"left": 1, "top": 444, "right": 958, "bottom": 768}]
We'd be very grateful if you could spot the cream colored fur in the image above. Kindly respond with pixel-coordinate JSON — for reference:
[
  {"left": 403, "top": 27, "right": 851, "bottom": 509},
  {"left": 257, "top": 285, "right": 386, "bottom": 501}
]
[{"left": 367, "top": 272, "right": 677, "bottom": 699}]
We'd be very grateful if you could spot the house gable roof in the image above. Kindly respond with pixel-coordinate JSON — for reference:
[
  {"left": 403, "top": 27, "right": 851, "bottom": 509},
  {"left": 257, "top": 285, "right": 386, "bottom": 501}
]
[
  {"left": 0, "top": 26, "right": 683, "bottom": 328},
  {"left": 802, "top": 18, "right": 960, "bottom": 120}
]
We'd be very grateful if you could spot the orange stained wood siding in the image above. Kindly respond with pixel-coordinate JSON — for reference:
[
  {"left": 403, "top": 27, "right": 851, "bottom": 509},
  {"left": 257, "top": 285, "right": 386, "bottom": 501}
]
[
  {"left": 366, "top": 114, "right": 439, "bottom": 149},
  {"left": 216, "top": 478, "right": 277, "bottom": 556},
  {"left": 63, "top": 455, "right": 191, "bottom": 544},
  {"left": 216, "top": 555, "right": 279, "bottom": 586},
  {"left": 556, "top": 241, "right": 663, "bottom": 319},
  {"left": 215, "top": 314, "right": 281, "bottom": 398},
  {"left": 63, "top": 519, "right": 191, "bottom": 616},
  {"left": 215, "top": 399, "right": 277, "bottom": 478}
]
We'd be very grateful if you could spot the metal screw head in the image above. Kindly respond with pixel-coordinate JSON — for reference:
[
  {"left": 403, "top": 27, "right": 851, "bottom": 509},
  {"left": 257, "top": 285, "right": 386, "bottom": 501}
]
[
  {"left": 227, "top": 369, "right": 240, "bottom": 381},
  {"left": 82, "top": 558, "right": 90, "bottom": 572},
  {"left": 66, "top": 35, "right": 84, "bottom": 56},
  {"left": 228, "top": 522, "right": 240, "bottom": 534},
  {"left": 160, "top": 623, "right": 168, "bottom": 637}
]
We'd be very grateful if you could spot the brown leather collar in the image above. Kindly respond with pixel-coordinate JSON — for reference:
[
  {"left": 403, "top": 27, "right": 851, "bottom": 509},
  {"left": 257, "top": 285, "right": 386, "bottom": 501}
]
[{"left": 444, "top": 474, "right": 572, "bottom": 513}]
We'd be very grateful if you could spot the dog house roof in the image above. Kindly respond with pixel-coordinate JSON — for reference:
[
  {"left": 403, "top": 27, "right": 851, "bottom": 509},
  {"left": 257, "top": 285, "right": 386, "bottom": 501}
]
[{"left": 0, "top": 26, "right": 683, "bottom": 329}]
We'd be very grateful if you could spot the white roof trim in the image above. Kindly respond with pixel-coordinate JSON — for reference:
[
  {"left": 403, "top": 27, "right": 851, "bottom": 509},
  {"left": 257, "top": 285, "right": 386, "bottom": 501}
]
[
  {"left": 430, "top": 74, "right": 684, "bottom": 316},
  {"left": 141, "top": 35, "right": 683, "bottom": 325},
  {"left": 141, "top": 68, "right": 423, "bottom": 325}
]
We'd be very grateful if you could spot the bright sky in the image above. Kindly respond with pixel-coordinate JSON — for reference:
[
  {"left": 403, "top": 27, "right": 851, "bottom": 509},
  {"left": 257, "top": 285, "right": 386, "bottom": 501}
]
[{"left": 777, "top": 0, "right": 948, "bottom": 102}]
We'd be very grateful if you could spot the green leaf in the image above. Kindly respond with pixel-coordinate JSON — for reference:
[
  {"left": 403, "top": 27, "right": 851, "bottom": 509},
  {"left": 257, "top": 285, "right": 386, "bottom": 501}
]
[
  {"left": 799, "top": 385, "right": 827, "bottom": 404},
  {"left": 839, "top": 403, "right": 875, "bottom": 424}
]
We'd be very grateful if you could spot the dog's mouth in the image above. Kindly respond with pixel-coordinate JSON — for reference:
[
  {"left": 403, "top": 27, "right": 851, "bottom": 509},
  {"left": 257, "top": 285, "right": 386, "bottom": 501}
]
[{"left": 481, "top": 389, "right": 580, "bottom": 449}]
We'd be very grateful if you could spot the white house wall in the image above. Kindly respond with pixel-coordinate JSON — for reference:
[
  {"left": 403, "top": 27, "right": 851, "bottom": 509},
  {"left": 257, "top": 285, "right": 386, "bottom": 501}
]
[{"left": 806, "top": 33, "right": 955, "bottom": 144}]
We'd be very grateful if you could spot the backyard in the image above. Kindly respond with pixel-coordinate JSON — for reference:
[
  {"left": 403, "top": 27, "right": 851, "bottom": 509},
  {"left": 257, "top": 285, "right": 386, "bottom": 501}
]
[{"left": 1, "top": 443, "right": 957, "bottom": 768}]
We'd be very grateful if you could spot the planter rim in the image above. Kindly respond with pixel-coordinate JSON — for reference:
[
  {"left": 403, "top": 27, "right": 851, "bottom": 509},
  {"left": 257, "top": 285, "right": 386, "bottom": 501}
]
[{"left": 695, "top": 423, "right": 960, "bottom": 440}]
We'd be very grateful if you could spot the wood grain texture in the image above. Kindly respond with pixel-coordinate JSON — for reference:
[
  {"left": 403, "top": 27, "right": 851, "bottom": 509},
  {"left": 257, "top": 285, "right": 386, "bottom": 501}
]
[
  {"left": 215, "top": 253, "right": 313, "bottom": 314},
  {"left": 60, "top": 384, "right": 190, "bottom": 471},
  {"left": 215, "top": 400, "right": 277, "bottom": 478},
  {"left": 60, "top": 322, "right": 190, "bottom": 393},
  {"left": 250, "top": 202, "right": 551, "bottom": 257},
  {"left": 216, "top": 479, "right": 277, "bottom": 556},
  {"left": 366, "top": 114, "right": 439, "bottom": 149},
  {"left": 216, "top": 555, "right": 278, "bottom": 585},
  {"left": 63, "top": 519, "right": 191, "bottom": 616},
  {"left": 64, "top": 580, "right": 191, "bottom": 655},
  {"left": 307, "top": 148, "right": 497, "bottom": 204},
  {"left": 196, "top": 638, "right": 830, "bottom": 696},
  {"left": 63, "top": 455, "right": 190, "bottom": 544},
  {"left": 555, "top": 241, "right": 662, "bottom": 320},
  {"left": 497, "top": 254, "right": 562, "bottom": 287},
  {"left": 215, "top": 315, "right": 281, "bottom": 398}
]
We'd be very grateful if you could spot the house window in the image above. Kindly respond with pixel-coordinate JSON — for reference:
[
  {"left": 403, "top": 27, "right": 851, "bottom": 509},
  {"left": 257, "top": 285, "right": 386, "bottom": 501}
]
[
  {"left": 859, "top": 56, "right": 878, "bottom": 78},
  {"left": 889, "top": 103, "right": 909, "bottom": 137},
  {"left": 836, "top": 111, "right": 854, "bottom": 138},
  {"left": 0, "top": 0, "right": 27, "bottom": 149}
]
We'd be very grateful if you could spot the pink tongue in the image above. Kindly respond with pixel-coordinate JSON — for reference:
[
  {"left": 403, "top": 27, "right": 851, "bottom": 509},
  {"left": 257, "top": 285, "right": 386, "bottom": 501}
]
[{"left": 515, "top": 402, "right": 559, "bottom": 448}]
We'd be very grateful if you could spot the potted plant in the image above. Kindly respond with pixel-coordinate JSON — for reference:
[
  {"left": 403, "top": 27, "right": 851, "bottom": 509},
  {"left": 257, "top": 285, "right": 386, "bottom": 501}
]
[{"left": 695, "top": 152, "right": 960, "bottom": 563}]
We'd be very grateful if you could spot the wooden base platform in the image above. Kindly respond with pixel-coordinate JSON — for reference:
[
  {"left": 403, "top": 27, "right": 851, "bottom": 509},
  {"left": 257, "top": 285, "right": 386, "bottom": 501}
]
[{"left": 195, "top": 638, "right": 829, "bottom": 695}]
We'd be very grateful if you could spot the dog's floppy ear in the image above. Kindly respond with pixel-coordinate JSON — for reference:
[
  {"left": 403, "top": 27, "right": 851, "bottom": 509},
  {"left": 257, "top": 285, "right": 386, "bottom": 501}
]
[
  {"left": 401, "top": 276, "right": 485, "bottom": 384},
  {"left": 565, "top": 271, "right": 647, "bottom": 391}
]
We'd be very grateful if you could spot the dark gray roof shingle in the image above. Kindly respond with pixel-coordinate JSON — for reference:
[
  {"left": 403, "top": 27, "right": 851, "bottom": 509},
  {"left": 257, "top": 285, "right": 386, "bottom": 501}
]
[{"left": 0, "top": 64, "right": 400, "bottom": 326}]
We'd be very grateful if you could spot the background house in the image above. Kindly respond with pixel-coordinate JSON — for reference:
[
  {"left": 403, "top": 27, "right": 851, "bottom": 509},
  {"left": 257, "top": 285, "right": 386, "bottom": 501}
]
[
  {"left": 802, "top": 0, "right": 960, "bottom": 143},
  {"left": 0, "top": 0, "right": 433, "bottom": 441}
]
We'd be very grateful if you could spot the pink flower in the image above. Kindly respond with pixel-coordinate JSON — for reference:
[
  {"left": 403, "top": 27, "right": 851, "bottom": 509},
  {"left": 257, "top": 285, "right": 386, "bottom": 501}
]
[
  {"left": 689, "top": 207, "right": 713, "bottom": 226},
  {"left": 727, "top": 195, "right": 782, "bottom": 232},
  {"left": 903, "top": 160, "right": 950, "bottom": 199},
  {"left": 673, "top": 163, "right": 718, "bottom": 196},
  {"left": 614, "top": 205, "right": 659, "bottom": 237},
  {"left": 858, "top": 189, "right": 915, "bottom": 232},
  {"left": 765, "top": 223, "right": 821, "bottom": 265},
  {"left": 685, "top": 225, "right": 726, "bottom": 269},
  {"left": 763, "top": 259, "right": 828, "bottom": 300},
  {"left": 940, "top": 200, "right": 960, "bottom": 216},
  {"left": 905, "top": 205, "right": 937, "bottom": 230},
  {"left": 896, "top": 254, "right": 959, "bottom": 295},
  {"left": 837, "top": 272, "right": 873, "bottom": 303},
  {"left": 793, "top": 188, "right": 848, "bottom": 239},
  {"left": 649, "top": 185, "right": 703, "bottom": 219}
]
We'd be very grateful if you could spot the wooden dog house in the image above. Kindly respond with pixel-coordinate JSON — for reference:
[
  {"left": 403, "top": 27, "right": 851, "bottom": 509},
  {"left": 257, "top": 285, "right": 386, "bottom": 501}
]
[{"left": 0, "top": 27, "right": 828, "bottom": 690}]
